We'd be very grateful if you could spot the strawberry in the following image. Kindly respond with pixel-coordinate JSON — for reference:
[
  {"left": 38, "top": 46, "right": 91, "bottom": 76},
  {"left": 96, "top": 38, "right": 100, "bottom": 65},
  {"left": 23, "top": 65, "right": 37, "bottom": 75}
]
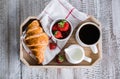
[
  {"left": 54, "top": 31, "right": 63, "bottom": 39},
  {"left": 56, "top": 55, "right": 64, "bottom": 63},
  {"left": 49, "top": 42, "right": 57, "bottom": 50},
  {"left": 58, "top": 20, "right": 70, "bottom": 31},
  {"left": 52, "top": 24, "right": 58, "bottom": 31}
]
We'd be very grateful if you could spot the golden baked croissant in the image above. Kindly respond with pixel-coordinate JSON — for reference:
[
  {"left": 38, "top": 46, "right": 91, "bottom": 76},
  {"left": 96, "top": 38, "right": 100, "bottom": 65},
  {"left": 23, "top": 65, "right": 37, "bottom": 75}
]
[{"left": 25, "top": 20, "right": 49, "bottom": 64}]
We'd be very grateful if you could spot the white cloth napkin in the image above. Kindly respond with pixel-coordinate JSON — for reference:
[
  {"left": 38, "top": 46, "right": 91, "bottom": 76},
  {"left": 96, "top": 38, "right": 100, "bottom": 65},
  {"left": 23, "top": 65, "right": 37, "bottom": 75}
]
[{"left": 37, "top": 0, "right": 89, "bottom": 65}]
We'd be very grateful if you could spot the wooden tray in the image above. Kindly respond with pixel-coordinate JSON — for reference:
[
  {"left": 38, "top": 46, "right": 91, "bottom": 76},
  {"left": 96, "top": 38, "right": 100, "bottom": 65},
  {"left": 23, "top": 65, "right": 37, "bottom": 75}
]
[{"left": 20, "top": 16, "right": 102, "bottom": 68}]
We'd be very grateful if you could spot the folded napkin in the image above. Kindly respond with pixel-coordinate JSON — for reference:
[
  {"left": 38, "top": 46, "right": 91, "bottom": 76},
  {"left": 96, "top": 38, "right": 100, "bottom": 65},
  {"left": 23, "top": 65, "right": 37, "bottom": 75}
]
[{"left": 37, "top": 0, "right": 89, "bottom": 65}]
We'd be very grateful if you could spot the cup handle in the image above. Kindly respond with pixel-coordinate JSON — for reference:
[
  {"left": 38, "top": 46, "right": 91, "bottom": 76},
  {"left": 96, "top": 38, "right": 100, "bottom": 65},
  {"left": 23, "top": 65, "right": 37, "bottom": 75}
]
[
  {"left": 84, "top": 56, "right": 92, "bottom": 63},
  {"left": 90, "top": 45, "right": 98, "bottom": 54}
]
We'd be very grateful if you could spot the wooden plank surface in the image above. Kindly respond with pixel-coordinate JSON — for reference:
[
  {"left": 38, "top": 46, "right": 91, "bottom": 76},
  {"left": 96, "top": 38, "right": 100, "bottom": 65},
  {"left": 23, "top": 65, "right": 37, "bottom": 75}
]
[
  {"left": 0, "top": 0, "right": 120, "bottom": 79},
  {"left": 0, "top": 0, "right": 9, "bottom": 79}
]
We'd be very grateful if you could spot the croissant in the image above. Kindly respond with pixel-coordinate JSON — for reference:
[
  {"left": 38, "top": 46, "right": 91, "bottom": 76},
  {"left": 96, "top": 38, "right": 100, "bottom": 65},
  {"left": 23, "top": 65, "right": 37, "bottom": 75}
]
[{"left": 25, "top": 20, "right": 49, "bottom": 64}]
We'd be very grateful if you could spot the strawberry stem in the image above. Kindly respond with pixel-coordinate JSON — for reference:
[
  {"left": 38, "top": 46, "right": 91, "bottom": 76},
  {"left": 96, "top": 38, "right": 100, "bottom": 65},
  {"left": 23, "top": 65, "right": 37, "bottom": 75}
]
[
  {"left": 59, "top": 55, "right": 64, "bottom": 61},
  {"left": 58, "top": 20, "right": 67, "bottom": 27},
  {"left": 53, "top": 31, "right": 57, "bottom": 35}
]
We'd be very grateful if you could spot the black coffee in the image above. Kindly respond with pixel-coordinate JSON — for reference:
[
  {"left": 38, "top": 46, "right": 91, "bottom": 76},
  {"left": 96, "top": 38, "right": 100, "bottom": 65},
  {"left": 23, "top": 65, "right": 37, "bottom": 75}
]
[{"left": 79, "top": 24, "right": 100, "bottom": 45}]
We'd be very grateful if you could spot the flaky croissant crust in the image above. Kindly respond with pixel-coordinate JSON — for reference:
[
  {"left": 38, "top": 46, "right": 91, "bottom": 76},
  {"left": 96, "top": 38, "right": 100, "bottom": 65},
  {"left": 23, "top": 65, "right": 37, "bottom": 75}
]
[{"left": 25, "top": 20, "right": 49, "bottom": 64}]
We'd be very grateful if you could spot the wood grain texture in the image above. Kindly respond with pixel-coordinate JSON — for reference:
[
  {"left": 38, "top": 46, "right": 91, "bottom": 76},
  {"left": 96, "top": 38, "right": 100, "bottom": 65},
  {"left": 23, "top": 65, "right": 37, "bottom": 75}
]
[
  {"left": 0, "top": 0, "right": 120, "bottom": 79},
  {"left": 0, "top": 0, "right": 9, "bottom": 79},
  {"left": 7, "top": 0, "right": 21, "bottom": 79}
]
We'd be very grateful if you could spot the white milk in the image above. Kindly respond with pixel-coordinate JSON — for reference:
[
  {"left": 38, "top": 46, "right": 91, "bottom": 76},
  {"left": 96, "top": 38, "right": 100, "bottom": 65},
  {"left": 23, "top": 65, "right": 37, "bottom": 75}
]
[{"left": 70, "top": 48, "right": 83, "bottom": 60}]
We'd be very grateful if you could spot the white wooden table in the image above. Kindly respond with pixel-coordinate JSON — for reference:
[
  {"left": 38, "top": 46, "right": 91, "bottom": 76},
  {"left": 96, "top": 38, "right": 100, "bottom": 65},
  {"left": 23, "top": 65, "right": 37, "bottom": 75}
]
[{"left": 0, "top": 0, "right": 120, "bottom": 79}]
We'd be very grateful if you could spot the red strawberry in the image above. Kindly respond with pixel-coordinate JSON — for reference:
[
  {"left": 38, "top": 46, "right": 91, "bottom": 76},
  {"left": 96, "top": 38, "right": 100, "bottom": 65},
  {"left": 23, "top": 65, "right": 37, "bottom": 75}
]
[
  {"left": 58, "top": 20, "right": 70, "bottom": 31},
  {"left": 49, "top": 42, "right": 57, "bottom": 50},
  {"left": 54, "top": 31, "right": 63, "bottom": 39},
  {"left": 52, "top": 24, "right": 58, "bottom": 31},
  {"left": 56, "top": 55, "right": 64, "bottom": 63}
]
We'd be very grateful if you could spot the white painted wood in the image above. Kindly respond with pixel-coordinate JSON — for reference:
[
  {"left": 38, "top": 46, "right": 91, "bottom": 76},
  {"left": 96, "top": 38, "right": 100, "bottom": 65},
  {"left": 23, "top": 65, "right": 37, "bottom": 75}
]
[
  {"left": 7, "top": 0, "right": 21, "bottom": 79},
  {"left": 57, "top": 68, "right": 74, "bottom": 79},
  {"left": 0, "top": 0, "right": 120, "bottom": 79},
  {"left": 0, "top": 0, "right": 9, "bottom": 79}
]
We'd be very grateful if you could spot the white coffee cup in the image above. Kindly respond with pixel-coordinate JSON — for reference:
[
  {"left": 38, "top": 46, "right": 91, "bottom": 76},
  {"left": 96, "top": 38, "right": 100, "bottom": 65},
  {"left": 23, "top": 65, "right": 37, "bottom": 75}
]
[
  {"left": 64, "top": 44, "right": 92, "bottom": 64},
  {"left": 75, "top": 22, "right": 101, "bottom": 54}
]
